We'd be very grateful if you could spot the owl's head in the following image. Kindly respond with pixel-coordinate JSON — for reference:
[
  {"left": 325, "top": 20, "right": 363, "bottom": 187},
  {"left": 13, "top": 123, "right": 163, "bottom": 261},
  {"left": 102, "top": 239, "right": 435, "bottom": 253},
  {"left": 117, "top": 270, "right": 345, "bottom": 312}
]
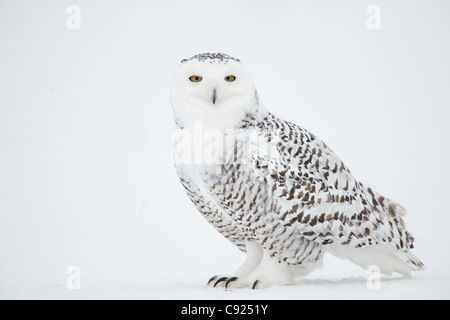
[{"left": 170, "top": 53, "right": 265, "bottom": 130}]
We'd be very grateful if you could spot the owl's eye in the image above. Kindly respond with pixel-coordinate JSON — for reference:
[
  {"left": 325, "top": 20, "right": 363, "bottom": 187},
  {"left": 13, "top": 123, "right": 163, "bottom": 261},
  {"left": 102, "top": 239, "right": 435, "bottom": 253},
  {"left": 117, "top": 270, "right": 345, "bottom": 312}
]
[
  {"left": 189, "top": 75, "right": 203, "bottom": 82},
  {"left": 224, "top": 75, "right": 236, "bottom": 82}
]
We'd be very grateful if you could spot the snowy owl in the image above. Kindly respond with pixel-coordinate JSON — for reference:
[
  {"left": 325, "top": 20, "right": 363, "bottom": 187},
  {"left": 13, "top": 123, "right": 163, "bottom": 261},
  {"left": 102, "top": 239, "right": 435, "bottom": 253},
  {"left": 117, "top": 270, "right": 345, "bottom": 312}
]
[{"left": 170, "top": 52, "right": 424, "bottom": 289}]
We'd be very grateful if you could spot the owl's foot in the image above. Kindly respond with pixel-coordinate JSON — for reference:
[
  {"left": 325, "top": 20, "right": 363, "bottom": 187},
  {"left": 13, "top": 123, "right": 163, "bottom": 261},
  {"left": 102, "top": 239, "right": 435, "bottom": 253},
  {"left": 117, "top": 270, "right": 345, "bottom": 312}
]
[
  {"left": 208, "top": 247, "right": 295, "bottom": 289},
  {"left": 213, "top": 274, "right": 285, "bottom": 289},
  {"left": 207, "top": 275, "right": 239, "bottom": 288},
  {"left": 208, "top": 274, "right": 289, "bottom": 289},
  {"left": 207, "top": 241, "right": 264, "bottom": 289},
  {"left": 207, "top": 275, "right": 263, "bottom": 289}
]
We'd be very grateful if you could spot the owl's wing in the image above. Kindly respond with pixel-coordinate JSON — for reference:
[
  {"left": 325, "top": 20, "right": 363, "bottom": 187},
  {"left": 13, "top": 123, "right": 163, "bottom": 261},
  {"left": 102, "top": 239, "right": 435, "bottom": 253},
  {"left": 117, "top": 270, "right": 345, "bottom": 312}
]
[{"left": 244, "top": 116, "right": 415, "bottom": 253}]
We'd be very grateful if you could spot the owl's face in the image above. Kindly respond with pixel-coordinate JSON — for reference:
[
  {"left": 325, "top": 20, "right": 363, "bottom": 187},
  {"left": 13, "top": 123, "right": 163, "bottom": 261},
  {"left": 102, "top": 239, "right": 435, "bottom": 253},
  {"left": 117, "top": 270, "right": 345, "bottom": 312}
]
[{"left": 170, "top": 53, "right": 261, "bottom": 130}]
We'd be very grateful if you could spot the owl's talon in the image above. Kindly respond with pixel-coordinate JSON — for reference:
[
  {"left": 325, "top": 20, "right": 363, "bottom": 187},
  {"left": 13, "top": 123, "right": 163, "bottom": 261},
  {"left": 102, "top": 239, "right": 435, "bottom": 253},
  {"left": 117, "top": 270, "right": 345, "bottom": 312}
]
[
  {"left": 207, "top": 275, "right": 219, "bottom": 286},
  {"left": 252, "top": 280, "right": 259, "bottom": 289},
  {"left": 214, "top": 276, "right": 228, "bottom": 287},
  {"left": 225, "top": 277, "right": 238, "bottom": 288}
]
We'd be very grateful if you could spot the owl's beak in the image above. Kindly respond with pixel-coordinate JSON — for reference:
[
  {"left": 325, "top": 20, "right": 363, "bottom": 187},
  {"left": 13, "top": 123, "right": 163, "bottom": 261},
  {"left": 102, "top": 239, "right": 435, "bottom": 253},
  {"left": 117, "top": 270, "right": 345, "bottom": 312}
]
[{"left": 212, "top": 88, "right": 217, "bottom": 105}]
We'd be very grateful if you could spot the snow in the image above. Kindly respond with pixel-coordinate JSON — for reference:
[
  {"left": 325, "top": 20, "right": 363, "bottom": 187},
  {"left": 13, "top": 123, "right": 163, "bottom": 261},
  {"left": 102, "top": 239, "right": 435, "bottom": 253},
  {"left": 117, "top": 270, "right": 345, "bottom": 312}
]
[
  {"left": 1, "top": 0, "right": 450, "bottom": 300},
  {"left": 2, "top": 254, "right": 449, "bottom": 300}
]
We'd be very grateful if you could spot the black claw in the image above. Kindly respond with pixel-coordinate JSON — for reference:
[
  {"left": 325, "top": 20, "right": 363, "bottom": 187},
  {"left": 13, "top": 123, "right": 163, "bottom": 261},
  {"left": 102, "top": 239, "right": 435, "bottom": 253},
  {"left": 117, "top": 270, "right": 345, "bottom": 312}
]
[
  {"left": 207, "top": 275, "right": 219, "bottom": 286},
  {"left": 214, "top": 277, "right": 228, "bottom": 287},
  {"left": 252, "top": 280, "right": 259, "bottom": 290},
  {"left": 225, "top": 277, "right": 238, "bottom": 288}
]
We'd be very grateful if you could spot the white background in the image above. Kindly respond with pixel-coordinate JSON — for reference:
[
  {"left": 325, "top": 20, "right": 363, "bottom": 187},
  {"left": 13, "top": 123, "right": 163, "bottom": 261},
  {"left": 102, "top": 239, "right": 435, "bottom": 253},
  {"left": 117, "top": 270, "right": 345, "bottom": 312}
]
[{"left": 0, "top": 0, "right": 449, "bottom": 299}]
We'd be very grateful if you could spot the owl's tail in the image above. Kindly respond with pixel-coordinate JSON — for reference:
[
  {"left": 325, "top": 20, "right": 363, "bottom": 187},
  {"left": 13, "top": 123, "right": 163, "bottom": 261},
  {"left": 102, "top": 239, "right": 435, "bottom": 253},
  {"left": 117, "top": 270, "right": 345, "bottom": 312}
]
[
  {"left": 392, "top": 248, "right": 425, "bottom": 274},
  {"left": 326, "top": 243, "right": 424, "bottom": 276}
]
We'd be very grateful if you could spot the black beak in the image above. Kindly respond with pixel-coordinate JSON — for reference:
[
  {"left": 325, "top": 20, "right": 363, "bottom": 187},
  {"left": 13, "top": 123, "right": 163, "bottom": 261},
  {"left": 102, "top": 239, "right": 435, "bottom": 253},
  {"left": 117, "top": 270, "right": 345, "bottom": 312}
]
[{"left": 212, "top": 88, "right": 217, "bottom": 105}]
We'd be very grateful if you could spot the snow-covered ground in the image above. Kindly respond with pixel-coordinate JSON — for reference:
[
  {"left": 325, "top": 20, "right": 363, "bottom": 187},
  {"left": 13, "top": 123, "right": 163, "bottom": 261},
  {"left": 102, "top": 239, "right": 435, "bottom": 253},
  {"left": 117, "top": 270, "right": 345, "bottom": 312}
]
[
  {"left": 1, "top": 0, "right": 449, "bottom": 300},
  {"left": 2, "top": 254, "right": 449, "bottom": 300}
]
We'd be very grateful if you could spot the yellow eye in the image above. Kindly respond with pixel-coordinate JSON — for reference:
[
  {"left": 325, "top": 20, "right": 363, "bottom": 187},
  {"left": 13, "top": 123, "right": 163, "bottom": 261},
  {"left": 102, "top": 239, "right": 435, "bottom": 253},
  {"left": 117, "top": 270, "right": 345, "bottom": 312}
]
[
  {"left": 225, "top": 75, "right": 236, "bottom": 82},
  {"left": 189, "top": 75, "right": 203, "bottom": 82}
]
